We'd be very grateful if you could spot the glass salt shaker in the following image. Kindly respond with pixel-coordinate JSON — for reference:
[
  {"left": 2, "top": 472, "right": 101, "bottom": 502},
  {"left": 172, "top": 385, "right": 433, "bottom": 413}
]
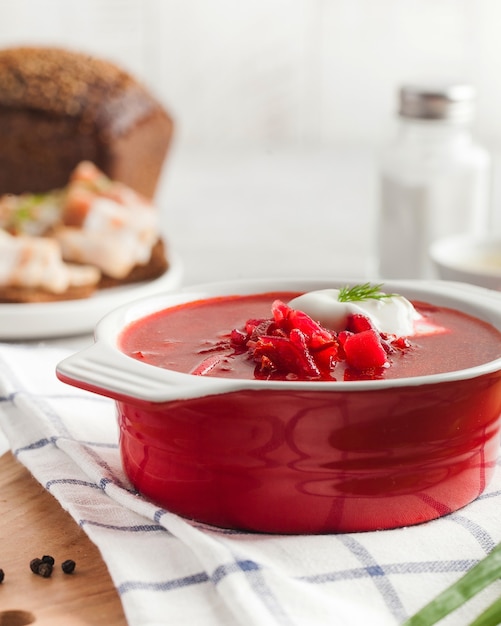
[{"left": 377, "top": 84, "right": 491, "bottom": 279}]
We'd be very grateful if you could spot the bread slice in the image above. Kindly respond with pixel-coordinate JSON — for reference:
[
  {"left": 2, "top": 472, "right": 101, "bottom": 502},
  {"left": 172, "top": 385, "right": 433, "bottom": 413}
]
[{"left": 0, "top": 283, "right": 97, "bottom": 304}]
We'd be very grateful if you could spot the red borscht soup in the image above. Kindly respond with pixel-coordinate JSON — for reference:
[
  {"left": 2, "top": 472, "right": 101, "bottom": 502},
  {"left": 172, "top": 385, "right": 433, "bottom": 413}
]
[{"left": 119, "top": 291, "right": 501, "bottom": 382}]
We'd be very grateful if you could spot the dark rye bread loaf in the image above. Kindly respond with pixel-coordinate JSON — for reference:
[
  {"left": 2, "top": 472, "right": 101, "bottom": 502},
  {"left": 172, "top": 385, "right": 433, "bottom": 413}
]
[{"left": 0, "top": 46, "right": 173, "bottom": 199}]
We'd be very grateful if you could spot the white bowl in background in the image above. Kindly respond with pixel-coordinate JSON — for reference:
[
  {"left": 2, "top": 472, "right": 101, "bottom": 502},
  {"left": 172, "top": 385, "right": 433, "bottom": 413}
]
[{"left": 430, "top": 234, "right": 501, "bottom": 291}]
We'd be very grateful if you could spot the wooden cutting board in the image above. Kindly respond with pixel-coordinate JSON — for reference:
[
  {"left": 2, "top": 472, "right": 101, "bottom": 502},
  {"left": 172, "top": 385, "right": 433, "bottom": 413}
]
[{"left": 0, "top": 451, "right": 127, "bottom": 625}]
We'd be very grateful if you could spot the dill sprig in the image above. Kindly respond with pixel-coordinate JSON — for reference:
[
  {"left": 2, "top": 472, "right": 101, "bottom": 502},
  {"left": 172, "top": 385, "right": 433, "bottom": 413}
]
[
  {"left": 337, "top": 283, "right": 396, "bottom": 303},
  {"left": 14, "top": 193, "right": 48, "bottom": 222}
]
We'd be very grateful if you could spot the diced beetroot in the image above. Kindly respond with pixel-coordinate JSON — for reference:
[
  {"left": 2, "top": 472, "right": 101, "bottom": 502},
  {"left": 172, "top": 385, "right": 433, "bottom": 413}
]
[
  {"left": 271, "top": 300, "right": 289, "bottom": 324},
  {"left": 342, "top": 329, "right": 388, "bottom": 370},
  {"left": 379, "top": 334, "right": 413, "bottom": 354},
  {"left": 313, "top": 343, "right": 340, "bottom": 373},
  {"left": 380, "top": 337, "right": 393, "bottom": 354},
  {"left": 244, "top": 318, "right": 263, "bottom": 335},
  {"left": 230, "top": 328, "right": 248, "bottom": 348},
  {"left": 346, "top": 313, "right": 375, "bottom": 333},
  {"left": 247, "top": 319, "right": 276, "bottom": 340},
  {"left": 288, "top": 327, "right": 308, "bottom": 349},
  {"left": 337, "top": 330, "right": 352, "bottom": 346},
  {"left": 288, "top": 309, "right": 334, "bottom": 347},
  {"left": 393, "top": 336, "right": 412, "bottom": 350},
  {"left": 270, "top": 301, "right": 334, "bottom": 346},
  {"left": 252, "top": 334, "right": 321, "bottom": 379}
]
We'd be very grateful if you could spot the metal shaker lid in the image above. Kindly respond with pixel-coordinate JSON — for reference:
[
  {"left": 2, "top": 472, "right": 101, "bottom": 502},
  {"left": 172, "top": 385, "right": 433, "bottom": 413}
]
[{"left": 398, "top": 84, "right": 476, "bottom": 123}]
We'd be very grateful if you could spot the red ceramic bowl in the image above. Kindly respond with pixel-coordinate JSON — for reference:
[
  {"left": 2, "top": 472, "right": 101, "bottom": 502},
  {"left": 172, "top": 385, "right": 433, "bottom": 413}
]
[{"left": 56, "top": 278, "right": 501, "bottom": 534}]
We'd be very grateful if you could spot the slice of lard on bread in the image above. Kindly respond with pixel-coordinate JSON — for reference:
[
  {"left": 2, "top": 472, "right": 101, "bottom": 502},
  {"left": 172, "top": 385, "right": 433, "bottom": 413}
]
[
  {"left": 55, "top": 161, "right": 163, "bottom": 280},
  {"left": 0, "top": 230, "right": 100, "bottom": 303},
  {"left": 0, "top": 161, "right": 168, "bottom": 303}
]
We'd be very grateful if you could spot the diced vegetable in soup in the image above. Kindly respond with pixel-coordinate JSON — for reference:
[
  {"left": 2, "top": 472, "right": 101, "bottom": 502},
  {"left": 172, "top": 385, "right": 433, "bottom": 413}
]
[{"left": 119, "top": 289, "right": 501, "bottom": 382}]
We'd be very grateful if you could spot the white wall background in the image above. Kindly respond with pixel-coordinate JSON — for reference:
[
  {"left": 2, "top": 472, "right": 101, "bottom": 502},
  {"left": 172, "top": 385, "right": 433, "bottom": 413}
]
[{"left": 0, "top": 0, "right": 500, "bottom": 153}]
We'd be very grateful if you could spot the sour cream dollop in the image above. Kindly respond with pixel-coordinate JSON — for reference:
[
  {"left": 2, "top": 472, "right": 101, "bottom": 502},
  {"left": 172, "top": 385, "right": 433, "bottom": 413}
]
[{"left": 288, "top": 288, "right": 422, "bottom": 337}]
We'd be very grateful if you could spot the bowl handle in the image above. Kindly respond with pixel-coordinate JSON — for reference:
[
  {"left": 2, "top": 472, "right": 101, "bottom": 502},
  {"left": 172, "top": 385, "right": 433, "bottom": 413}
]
[{"left": 56, "top": 341, "right": 236, "bottom": 404}]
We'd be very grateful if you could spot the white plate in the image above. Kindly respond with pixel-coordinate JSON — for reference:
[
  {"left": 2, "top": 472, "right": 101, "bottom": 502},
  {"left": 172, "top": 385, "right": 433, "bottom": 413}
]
[{"left": 0, "top": 251, "right": 183, "bottom": 340}]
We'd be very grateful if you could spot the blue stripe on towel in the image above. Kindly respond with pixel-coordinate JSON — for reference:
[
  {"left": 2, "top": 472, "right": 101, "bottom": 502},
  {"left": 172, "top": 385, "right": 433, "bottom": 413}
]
[
  {"left": 118, "top": 571, "right": 210, "bottom": 594},
  {"left": 448, "top": 513, "right": 496, "bottom": 553},
  {"left": 80, "top": 519, "right": 165, "bottom": 533},
  {"left": 14, "top": 436, "right": 58, "bottom": 453},
  {"left": 46, "top": 477, "right": 101, "bottom": 490},
  {"left": 338, "top": 534, "right": 406, "bottom": 622}
]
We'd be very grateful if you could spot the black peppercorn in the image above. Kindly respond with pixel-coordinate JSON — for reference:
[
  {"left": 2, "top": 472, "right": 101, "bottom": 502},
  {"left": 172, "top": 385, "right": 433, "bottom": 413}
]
[
  {"left": 41, "top": 555, "right": 55, "bottom": 566},
  {"left": 61, "top": 559, "right": 76, "bottom": 574},
  {"left": 30, "top": 557, "right": 53, "bottom": 577},
  {"left": 37, "top": 561, "right": 53, "bottom": 578},
  {"left": 0, "top": 568, "right": 4, "bottom": 583}
]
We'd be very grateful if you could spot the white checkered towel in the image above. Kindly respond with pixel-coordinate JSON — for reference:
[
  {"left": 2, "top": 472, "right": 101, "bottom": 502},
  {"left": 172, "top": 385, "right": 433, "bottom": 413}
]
[{"left": 1, "top": 342, "right": 501, "bottom": 626}]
